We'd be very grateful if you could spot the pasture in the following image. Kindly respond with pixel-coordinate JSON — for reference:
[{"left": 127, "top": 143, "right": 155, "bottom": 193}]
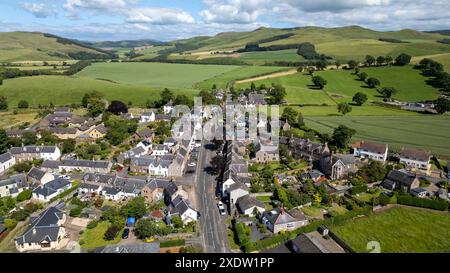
[
  {"left": 77, "top": 62, "right": 240, "bottom": 89},
  {"left": 196, "top": 65, "right": 288, "bottom": 90},
  {"left": 236, "top": 49, "right": 303, "bottom": 65},
  {"left": 333, "top": 207, "right": 450, "bottom": 253},
  {"left": 304, "top": 114, "right": 450, "bottom": 156},
  {"left": 0, "top": 75, "right": 198, "bottom": 107}
]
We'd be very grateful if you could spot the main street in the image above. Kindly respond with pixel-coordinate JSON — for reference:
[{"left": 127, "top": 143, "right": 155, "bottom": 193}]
[{"left": 195, "top": 139, "right": 230, "bottom": 253}]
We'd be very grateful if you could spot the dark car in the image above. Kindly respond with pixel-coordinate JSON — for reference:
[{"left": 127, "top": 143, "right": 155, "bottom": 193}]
[
  {"left": 122, "top": 228, "right": 130, "bottom": 239},
  {"left": 72, "top": 192, "right": 79, "bottom": 198}
]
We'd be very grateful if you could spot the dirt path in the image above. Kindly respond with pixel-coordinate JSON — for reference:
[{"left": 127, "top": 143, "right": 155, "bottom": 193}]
[{"left": 235, "top": 69, "right": 298, "bottom": 84}]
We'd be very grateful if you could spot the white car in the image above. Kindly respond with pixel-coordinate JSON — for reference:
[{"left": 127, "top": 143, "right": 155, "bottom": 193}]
[
  {"left": 60, "top": 175, "right": 71, "bottom": 180},
  {"left": 217, "top": 201, "right": 226, "bottom": 216}
]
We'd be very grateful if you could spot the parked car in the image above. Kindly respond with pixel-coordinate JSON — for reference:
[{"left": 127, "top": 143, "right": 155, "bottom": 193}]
[
  {"left": 122, "top": 228, "right": 130, "bottom": 239},
  {"left": 217, "top": 201, "right": 226, "bottom": 216},
  {"left": 60, "top": 175, "right": 71, "bottom": 180}
]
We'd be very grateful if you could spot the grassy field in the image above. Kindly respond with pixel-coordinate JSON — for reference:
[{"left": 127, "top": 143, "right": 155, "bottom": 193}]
[
  {"left": 0, "top": 110, "right": 39, "bottom": 129},
  {"left": 0, "top": 32, "right": 107, "bottom": 62},
  {"left": 304, "top": 115, "right": 450, "bottom": 156},
  {"left": 292, "top": 105, "right": 420, "bottom": 116},
  {"left": 79, "top": 221, "right": 122, "bottom": 249},
  {"left": 0, "top": 75, "right": 198, "bottom": 107},
  {"left": 236, "top": 49, "right": 303, "bottom": 65},
  {"left": 333, "top": 207, "right": 450, "bottom": 253},
  {"left": 196, "top": 66, "right": 288, "bottom": 90},
  {"left": 412, "top": 53, "right": 450, "bottom": 72},
  {"left": 236, "top": 66, "right": 440, "bottom": 105},
  {"left": 236, "top": 72, "right": 336, "bottom": 105},
  {"left": 78, "top": 62, "right": 240, "bottom": 89}
]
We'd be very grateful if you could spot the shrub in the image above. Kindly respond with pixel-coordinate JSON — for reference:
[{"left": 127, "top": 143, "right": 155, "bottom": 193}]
[
  {"left": 350, "top": 185, "right": 368, "bottom": 195},
  {"left": 16, "top": 189, "right": 32, "bottom": 202},
  {"left": 104, "top": 225, "right": 120, "bottom": 240},
  {"left": 160, "top": 239, "right": 185, "bottom": 248},
  {"left": 87, "top": 220, "right": 99, "bottom": 229},
  {"left": 69, "top": 206, "right": 83, "bottom": 217},
  {"left": 397, "top": 194, "right": 448, "bottom": 211},
  {"left": 4, "top": 218, "right": 17, "bottom": 229},
  {"left": 379, "top": 194, "right": 391, "bottom": 206}
]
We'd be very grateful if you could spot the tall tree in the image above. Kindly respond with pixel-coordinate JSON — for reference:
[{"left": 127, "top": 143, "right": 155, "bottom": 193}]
[
  {"left": 395, "top": 53, "right": 412, "bottom": 66},
  {"left": 367, "top": 77, "right": 381, "bottom": 88},
  {"left": 312, "top": 76, "right": 327, "bottom": 89},
  {"left": 0, "top": 129, "right": 10, "bottom": 153},
  {"left": 365, "top": 55, "right": 375, "bottom": 66},
  {"left": 376, "top": 56, "right": 386, "bottom": 66},
  {"left": 348, "top": 60, "right": 358, "bottom": 69},
  {"left": 332, "top": 125, "right": 356, "bottom": 148},
  {"left": 160, "top": 88, "right": 174, "bottom": 105},
  {"left": 352, "top": 92, "right": 368, "bottom": 106},
  {"left": 281, "top": 107, "right": 298, "bottom": 125},
  {"left": 107, "top": 100, "right": 128, "bottom": 115},
  {"left": 0, "top": 96, "right": 8, "bottom": 110},
  {"left": 337, "top": 103, "right": 352, "bottom": 115},
  {"left": 434, "top": 98, "right": 450, "bottom": 114},
  {"left": 378, "top": 87, "right": 398, "bottom": 98},
  {"left": 357, "top": 72, "right": 368, "bottom": 81}
]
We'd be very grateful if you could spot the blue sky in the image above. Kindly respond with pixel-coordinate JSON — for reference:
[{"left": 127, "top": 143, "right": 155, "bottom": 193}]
[{"left": 0, "top": 0, "right": 449, "bottom": 41}]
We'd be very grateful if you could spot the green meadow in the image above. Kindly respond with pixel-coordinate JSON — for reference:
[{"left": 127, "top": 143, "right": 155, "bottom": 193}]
[{"left": 333, "top": 207, "right": 450, "bottom": 253}]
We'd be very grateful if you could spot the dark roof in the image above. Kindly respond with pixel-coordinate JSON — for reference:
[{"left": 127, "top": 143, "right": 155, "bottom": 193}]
[
  {"left": 146, "top": 179, "right": 171, "bottom": 191},
  {"left": 60, "top": 159, "right": 111, "bottom": 169},
  {"left": 263, "top": 208, "right": 299, "bottom": 226},
  {"left": 136, "top": 128, "right": 153, "bottom": 138},
  {"left": 170, "top": 196, "right": 193, "bottom": 216},
  {"left": 16, "top": 206, "right": 64, "bottom": 245},
  {"left": 41, "top": 160, "right": 61, "bottom": 169},
  {"left": 10, "top": 146, "right": 58, "bottom": 154},
  {"left": 102, "top": 186, "right": 121, "bottom": 195},
  {"left": 400, "top": 148, "right": 431, "bottom": 162},
  {"left": 354, "top": 141, "right": 387, "bottom": 154},
  {"left": 382, "top": 170, "right": 417, "bottom": 189},
  {"left": 236, "top": 195, "right": 265, "bottom": 212},
  {"left": 32, "top": 178, "right": 71, "bottom": 197},
  {"left": 0, "top": 152, "right": 14, "bottom": 164},
  {"left": 48, "top": 127, "right": 77, "bottom": 134},
  {"left": 288, "top": 234, "right": 324, "bottom": 253},
  {"left": 27, "top": 167, "right": 47, "bottom": 181}
]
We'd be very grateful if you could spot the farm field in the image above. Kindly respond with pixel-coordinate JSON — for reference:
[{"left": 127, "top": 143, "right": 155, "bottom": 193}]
[
  {"left": 412, "top": 53, "right": 450, "bottom": 72},
  {"left": 304, "top": 115, "right": 450, "bottom": 156},
  {"left": 236, "top": 49, "right": 304, "bottom": 65},
  {"left": 196, "top": 65, "right": 288, "bottom": 90},
  {"left": 293, "top": 105, "right": 420, "bottom": 116},
  {"left": 235, "top": 72, "right": 336, "bottom": 105},
  {"left": 0, "top": 110, "right": 39, "bottom": 129},
  {"left": 237, "top": 65, "right": 440, "bottom": 105},
  {"left": 333, "top": 207, "right": 450, "bottom": 253},
  {"left": 0, "top": 75, "right": 198, "bottom": 107},
  {"left": 78, "top": 62, "right": 240, "bottom": 89}
]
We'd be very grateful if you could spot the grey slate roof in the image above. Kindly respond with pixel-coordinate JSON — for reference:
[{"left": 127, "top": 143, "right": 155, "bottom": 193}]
[
  {"left": 10, "top": 146, "right": 58, "bottom": 154},
  {"left": 27, "top": 167, "right": 47, "bottom": 181},
  {"left": 146, "top": 179, "right": 170, "bottom": 191},
  {"left": 382, "top": 170, "right": 417, "bottom": 188},
  {"left": 16, "top": 206, "right": 65, "bottom": 245},
  {"left": 41, "top": 160, "right": 61, "bottom": 169},
  {"left": 263, "top": 208, "right": 299, "bottom": 226},
  {"left": 82, "top": 173, "right": 116, "bottom": 184},
  {"left": 32, "top": 178, "right": 71, "bottom": 197},
  {"left": 288, "top": 233, "right": 324, "bottom": 253},
  {"left": 60, "top": 159, "right": 111, "bottom": 169},
  {"left": 0, "top": 152, "right": 14, "bottom": 164},
  {"left": 400, "top": 147, "right": 431, "bottom": 162},
  {"left": 236, "top": 195, "right": 265, "bottom": 212}
]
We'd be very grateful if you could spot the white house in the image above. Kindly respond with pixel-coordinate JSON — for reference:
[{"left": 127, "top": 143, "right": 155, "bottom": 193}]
[
  {"left": 139, "top": 111, "right": 156, "bottom": 123},
  {"left": 15, "top": 206, "right": 66, "bottom": 252},
  {"left": 352, "top": 141, "right": 388, "bottom": 162},
  {"left": 163, "top": 101, "right": 174, "bottom": 114},
  {"left": 10, "top": 146, "right": 61, "bottom": 162},
  {"left": 152, "top": 144, "right": 169, "bottom": 156},
  {"left": 399, "top": 148, "right": 431, "bottom": 173},
  {"left": 0, "top": 175, "right": 28, "bottom": 198},
  {"left": 229, "top": 183, "right": 250, "bottom": 205},
  {"left": 236, "top": 195, "right": 265, "bottom": 216},
  {"left": 0, "top": 153, "right": 15, "bottom": 175},
  {"left": 149, "top": 160, "right": 171, "bottom": 177},
  {"left": 101, "top": 186, "right": 123, "bottom": 201},
  {"left": 168, "top": 196, "right": 198, "bottom": 225},
  {"left": 32, "top": 178, "right": 72, "bottom": 202},
  {"left": 27, "top": 167, "right": 55, "bottom": 185}
]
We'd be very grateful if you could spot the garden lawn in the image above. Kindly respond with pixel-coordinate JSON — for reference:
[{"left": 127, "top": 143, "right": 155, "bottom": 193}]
[
  {"left": 79, "top": 221, "right": 122, "bottom": 249},
  {"left": 78, "top": 62, "right": 239, "bottom": 89},
  {"left": 333, "top": 207, "right": 450, "bottom": 253},
  {"left": 304, "top": 114, "right": 450, "bottom": 157},
  {"left": 301, "top": 206, "right": 323, "bottom": 219}
]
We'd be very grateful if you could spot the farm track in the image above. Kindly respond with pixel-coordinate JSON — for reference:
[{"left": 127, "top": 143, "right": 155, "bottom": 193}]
[{"left": 234, "top": 69, "right": 298, "bottom": 84}]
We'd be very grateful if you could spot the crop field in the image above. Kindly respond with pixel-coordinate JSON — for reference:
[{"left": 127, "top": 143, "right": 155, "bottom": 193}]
[
  {"left": 77, "top": 62, "right": 240, "bottom": 89},
  {"left": 333, "top": 207, "right": 450, "bottom": 253},
  {"left": 290, "top": 105, "right": 420, "bottom": 116},
  {"left": 196, "top": 65, "right": 288, "bottom": 90},
  {"left": 0, "top": 75, "right": 198, "bottom": 107},
  {"left": 304, "top": 115, "right": 450, "bottom": 156}
]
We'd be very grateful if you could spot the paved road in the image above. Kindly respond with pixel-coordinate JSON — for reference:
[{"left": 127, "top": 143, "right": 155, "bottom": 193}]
[{"left": 195, "top": 139, "right": 230, "bottom": 253}]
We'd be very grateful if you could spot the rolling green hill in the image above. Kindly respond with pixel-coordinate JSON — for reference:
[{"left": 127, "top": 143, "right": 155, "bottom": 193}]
[
  {"left": 167, "top": 26, "right": 450, "bottom": 63},
  {"left": 0, "top": 32, "right": 112, "bottom": 62}
]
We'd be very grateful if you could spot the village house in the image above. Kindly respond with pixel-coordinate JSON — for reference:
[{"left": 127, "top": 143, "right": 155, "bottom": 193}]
[
  {"left": 0, "top": 174, "right": 28, "bottom": 198},
  {"left": 399, "top": 147, "right": 432, "bottom": 173},
  {"left": 87, "top": 124, "right": 107, "bottom": 139},
  {"left": 381, "top": 169, "right": 420, "bottom": 193},
  {"left": 10, "top": 146, "right": 61, "bottom": 162},
  {"left": 229, "top": 182, "right": 250, "bottom": 205},
  {"left": 133, "top": 128, "right": 154, "bottom": 141},
  {"left": 300, "top": 170, "right": 327, "bottom": 185},
  {"left": 155, "top": 114, "right": 171, "bottom": 123},
  {"left": 236, "top": 195, "right": 265, "bottom": 216},
  {"left": 262, "top": 207, "right": 309, "bottom": 234},
  {"left": 141, "top": 179, "right": 171, "bottom": 203},
  {"left": 281, "top": 137, "right": 329, "bottom": 162},
  {"left": 319, "top": 153, "right": 358, "bottom": 180},
  {"left": 287, "top": 230, "right": 346, "bottom": 253},
  {"left": 152, "top": 144, "right": 170, "bottom": 156},
  {"left": 27, "top": 167, "right": 54, "bottom": 185},
  {"left": 48, "top": 127, "right": 78, "bottom": 140},
  {"left": 118, "top": 146, "right": 147, "bottom": 163},
  {"left": 15, "top": 206, "right": 66, "bottom": 252},
  {"left": 167, "top": 196, "right": 198, "bottom": 225},
  {"left": 255, "top": 143, "right": 279, "bottom": 163},
  {"left": 32, "top": 178, "right": 72, "bottom": 202},
  {"left": 352, "top": 141, "right": 388, "bottom": 162},
  {"left": 247, "top": 93, "right": 266, "bottom": 106},
  {"left": 163, "top": 101, "right": 174, "bottom": 115},
  {"left": 57, "top": 159, "right": 112, "bottom": 174},
  {"left": 0, "top": 152, "right": 15, "bottom": 175},
  {"left": 139, "top": 111, "right": 156, "bottom": 124}
]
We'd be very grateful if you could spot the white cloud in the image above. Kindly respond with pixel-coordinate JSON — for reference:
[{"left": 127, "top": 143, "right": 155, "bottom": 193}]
[
  {"left": 200, "top": 0, "right": 275, "bottom": 24},
  {"left": 20, "top": 2, "right": 57, "bottom": 18},
  {"left": 284, "top": 0, "right": 390, "bottom": 12},
  {"left": 63, "top": 0, "right": 138, "bottom": 11},
  {"left": 126, "top": 8, "right": 195, "bottom": 25}
]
